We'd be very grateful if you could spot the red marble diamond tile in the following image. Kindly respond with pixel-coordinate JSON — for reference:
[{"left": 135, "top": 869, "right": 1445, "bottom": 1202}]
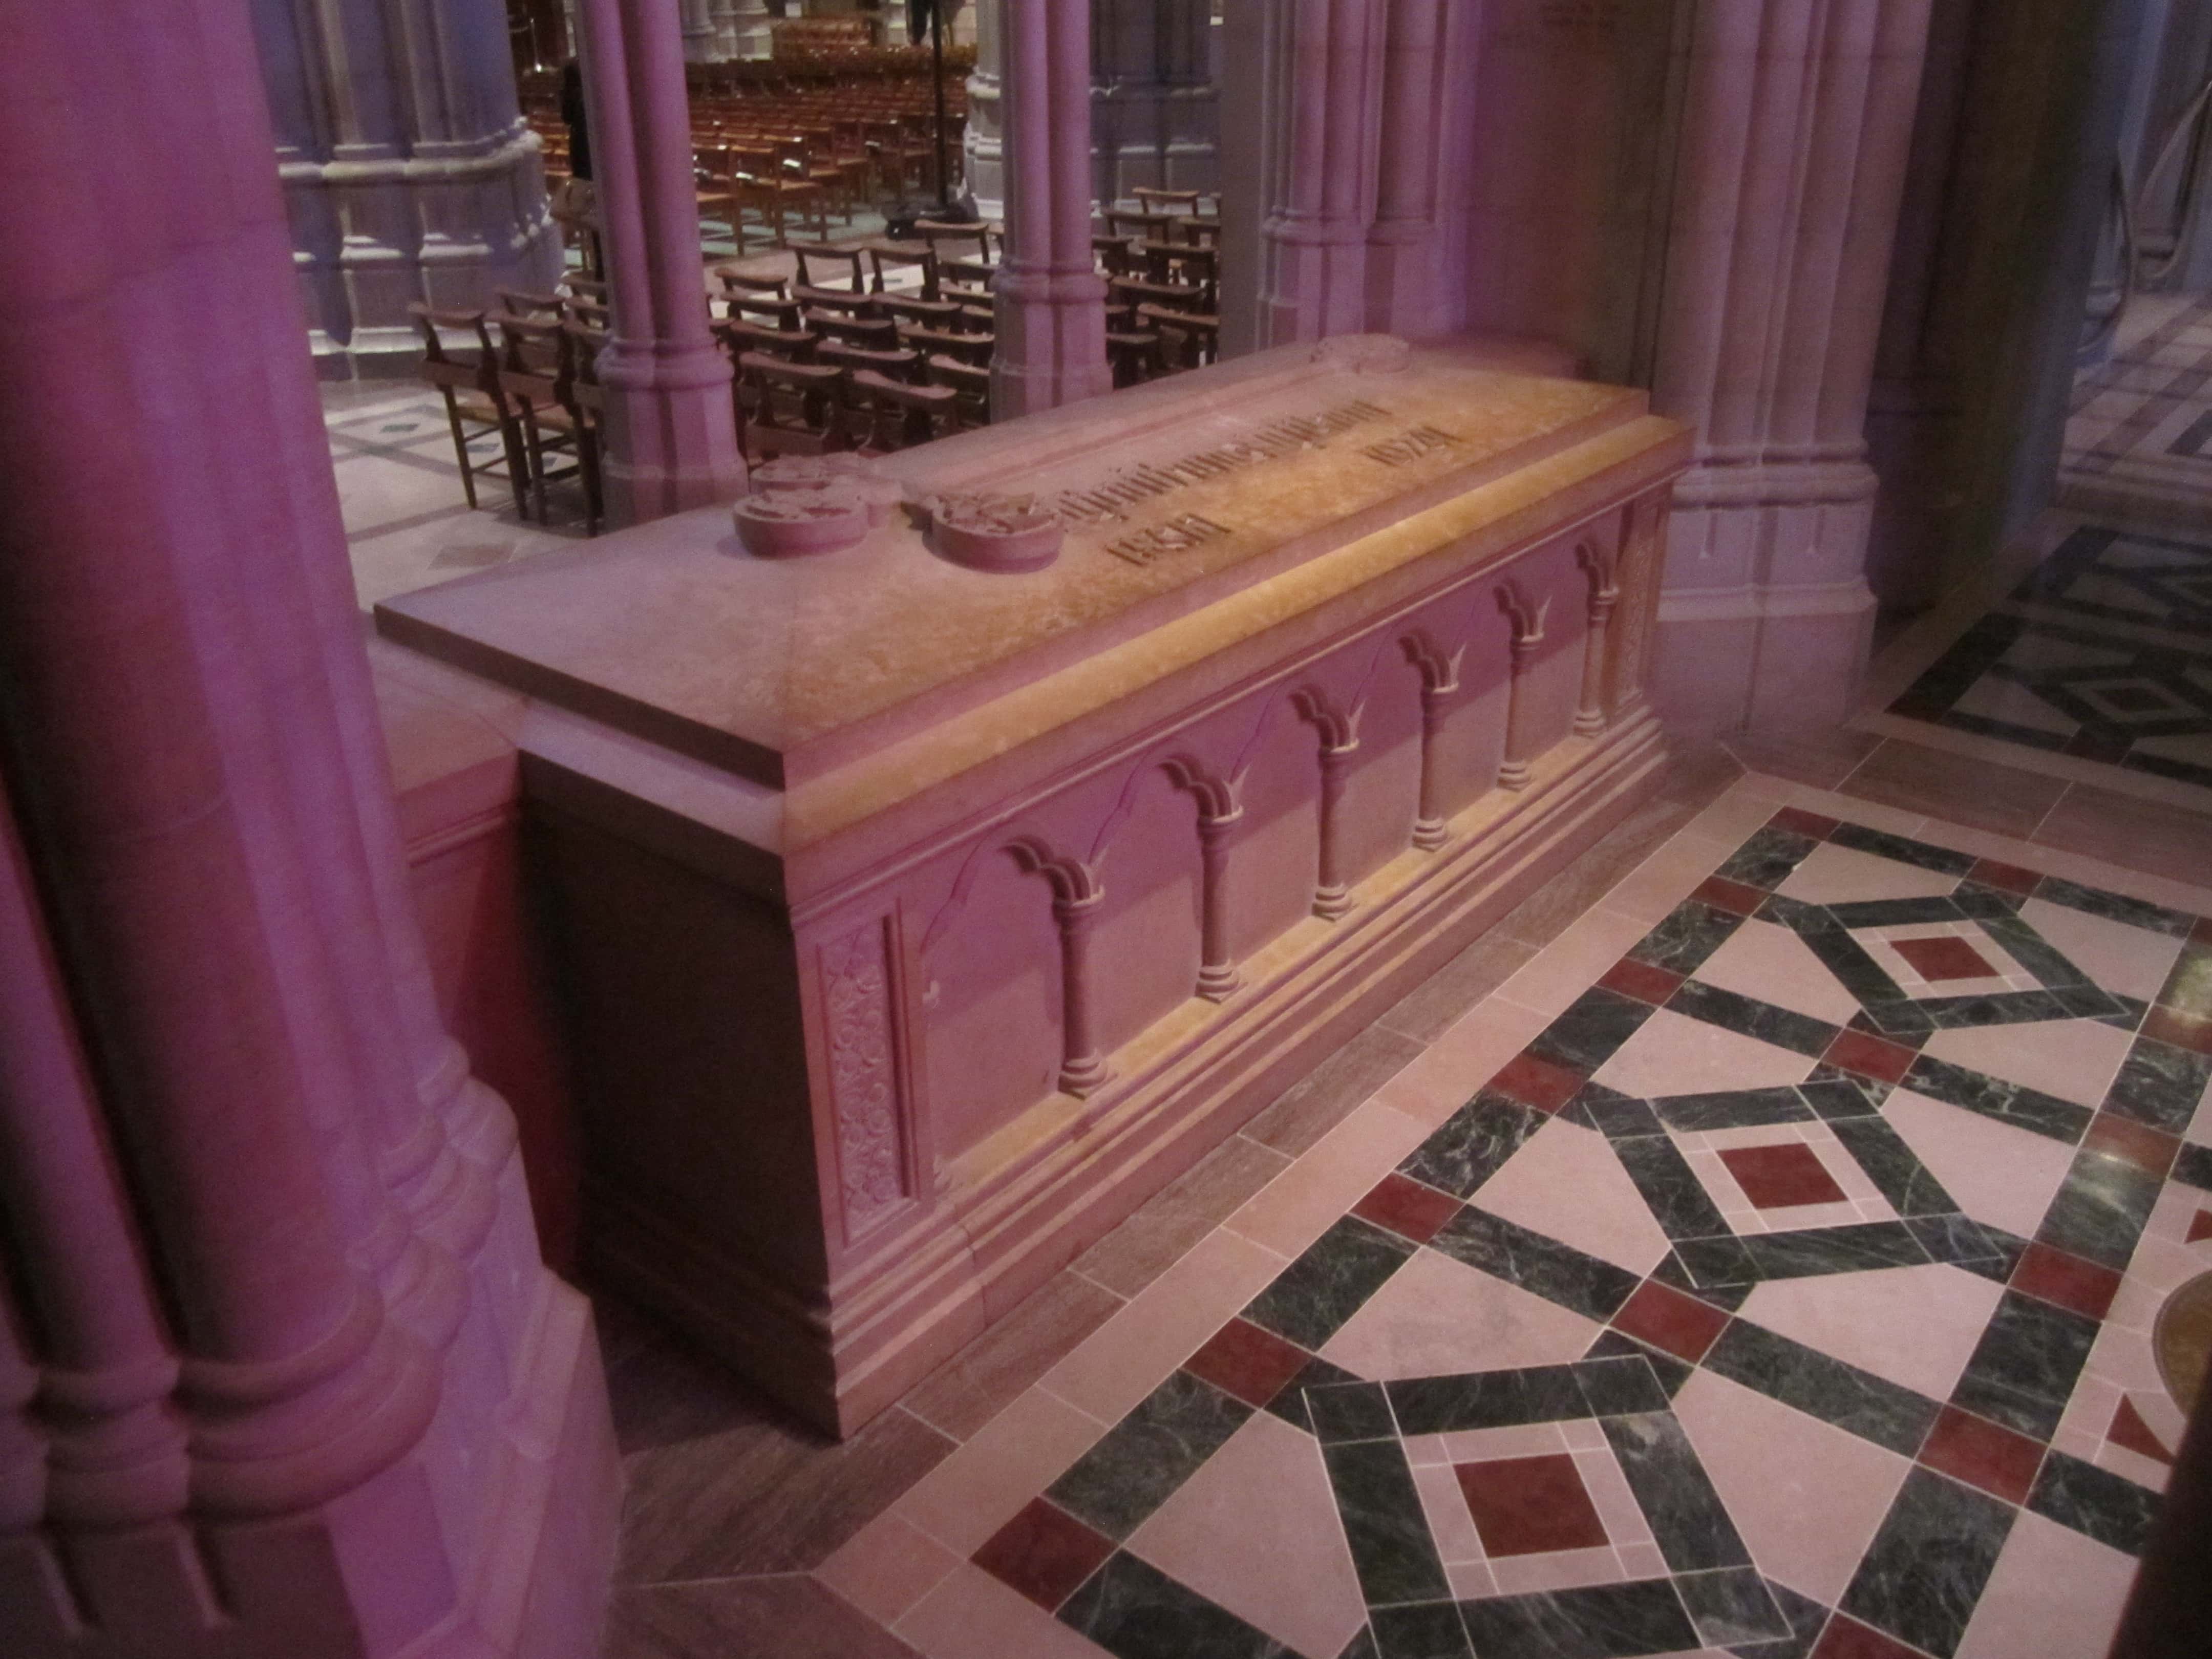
[
  {"left": 1454, "top": 1454, "right": 1609, "bottom": 1557},
  {"left": 2188, "top": 1209, "right": 2212, "bottom": 1246},
  {"left": 1967, "top": 857, "right": 2044, "bottom": 897},
  {"left": 1488, "top": 1051, "right": 1587, "bottom": 1114},
  {"left": 1352, "top": 1172, "right": 1463, "bottom": 1245},
  {"left": 2082, "top": 1112, "right": 2180, "bottom": 1177},
  {"left": 2011, "top": 1242, "right": 2123, "bottom": 1322},
  {"left": 1719, "top": 1143, "right": 1848, "bottom": 1209},
  {"left": 1610, "top": 1280, "right": 1730, "bottom": 1364},
  {"left": 1598, "top": 957, "right": 1685, "bottom": 1006},
  {"left": 1890, "top": 935, "right": 1998, "bottom": 983},
  {"left": 1692, "top": 875, "right": 1766, "bottom": 917},
  {"left": 1770, "top": 806, "right": 1840, "bottom": 839},
  {"left": 1823, "top": 1028, "right": 1917, "bottom": 1086},
  {"left": 971, "top": 1498, "right": 1114, "bottom": 1611},
  {"left": 2108, "top": 1396, "right": 2176, "bottom": 1465},
  {"left": 1812, "top": 1612, "right": 1933, "bottom": 1659},
  {"left": 1917, "top": 1405, "right": 2046, "bottom": 1505},
  {"left": 2142, "top": 1004, "right": 2212, "bottom": 1058},
  {"left": 1182, "top": 1317, "right": 1312, "bottom": 1410}
]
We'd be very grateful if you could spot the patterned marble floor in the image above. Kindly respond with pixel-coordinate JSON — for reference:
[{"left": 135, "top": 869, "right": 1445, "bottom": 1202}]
[
  {"left": 1886, "top": 518, "right": 2212, "bottom": 796},
  {"left": 755, "top": 772, "right": 2212, "bottom": 1659},
  {"left": 2061, "top": 292, "right": 2212, "bottom": 530}
]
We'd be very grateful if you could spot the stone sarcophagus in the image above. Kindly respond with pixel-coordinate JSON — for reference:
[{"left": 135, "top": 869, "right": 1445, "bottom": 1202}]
[{"left": 375, "top": 336, "right": 1691, "bottom": 1435}]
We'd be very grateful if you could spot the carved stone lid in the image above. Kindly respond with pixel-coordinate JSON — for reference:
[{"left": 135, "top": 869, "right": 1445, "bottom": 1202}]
[{"left": 374, "top": 338, "right": 1668, "bottom": 796}]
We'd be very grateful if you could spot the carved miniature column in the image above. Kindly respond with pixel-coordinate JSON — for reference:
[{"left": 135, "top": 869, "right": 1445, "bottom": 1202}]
[
  {"left": 1256, "top": 0, "right": 1385, "bottom": 345},
  {"left": 1165, "top": 759, "right": 1243, "bottom": 1001},
  {"left": 1090, "top": 0, "right": 1219, "bottom": 203},
  {"left": 578, "top": 0, "right": 748, "bottom": 520},
  {"left": 1573, "top": 541, "right": 1622, "bottom": 737},
  {"left": 249, "top": 0, "right": 564, "bottom": 374},
  {"left": 993, "top": 0, "right": 1113, "bottom": 417},
  {"left": 1650, "top": 0, "right": 1936, "bottom": 732},
  {"left": 0, "top": 6, "right": 619, "bottom": 1652},
  {"left": 1293, "top": 690, "right": 1363, "bottom": 920},
  {"left": 1401, "top": 633, "right": 1464, "bottom": 851},
  {"left": 1008, "top": 842, "right": 1111, "bottom": 1096},
  {"left": 1496, "top": 582, "right": 1551, "bottom": 791}
]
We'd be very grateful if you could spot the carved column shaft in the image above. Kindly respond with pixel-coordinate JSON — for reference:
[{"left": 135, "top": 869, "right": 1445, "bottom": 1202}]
[
  {"left": 580, "top": 0, "right": 748, "bottom": 522},
  {"left": 1054, "top": 891, "right": 1111, "bottom": 1096},
  {"left": 1575, "top": 545, "right": 1622, "bottom": 738},
  {"left": 1498, "top": 605, "right": 1548, "bottom": 791},
  {"left": 1195, "top": 807, "right": 1243, "bottom": 1001},
  {"left": 965, "top": 0, "right": 1007, "bottom": 215},
  {"left": 1412, "top": 668, "right": 1460, "bottom": 850},
  {"left": 1313, "top": 737, "right": 1360, "bottom": 919},
  {"left": 993, "top": 0, "right": 1112, "bottom": 418}
]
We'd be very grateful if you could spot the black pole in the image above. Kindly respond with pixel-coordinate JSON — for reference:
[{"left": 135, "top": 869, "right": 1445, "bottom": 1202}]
[{"left": 929, "top": 0, "right": 950, "bottom": 210}]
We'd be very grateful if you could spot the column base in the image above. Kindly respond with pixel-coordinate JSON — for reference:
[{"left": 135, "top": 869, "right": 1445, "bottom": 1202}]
[{"left": 1651, "top": 581, "right": 1877, "bottom": 736}]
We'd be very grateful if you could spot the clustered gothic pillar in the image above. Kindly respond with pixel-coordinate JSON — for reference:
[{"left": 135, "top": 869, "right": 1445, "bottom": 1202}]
[
  {"left": 965, "top": 0, "right": 1008, "bottom": 215},
  {"left": 1648, "top": 0, "right": 1936, "bottom": 732},
  {"left": 1090, "top": 0, "right": 1219, "bottom": 205},
  {"left": 992, "top": 0, "right": 1112, "bottom": 417},
  {"left": 578, "top": 0, "right": 748, "bottom": 521},
  {"left": 713, "top": 0, "right": 776, "bottom": 59},
  {"left": 250, "top": 0, "right": 564, "bottom": 376},
  {"left": 1239, "top": 0, "right": 1471, "bottom": 350},
  {"left": 0, "top": 5, "right": 620, "bottom": 1654}
]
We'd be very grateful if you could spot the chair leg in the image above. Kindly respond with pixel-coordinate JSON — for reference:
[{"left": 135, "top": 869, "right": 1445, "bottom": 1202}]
[
  {"left": 520, "top": 405, "right": 548, "bottom": 522},
  {"left": 579, "top": 422, "right": 603, "bottom": 537},
  {"left": 440, "top": 389, "right": 478, "bottom": 509}
]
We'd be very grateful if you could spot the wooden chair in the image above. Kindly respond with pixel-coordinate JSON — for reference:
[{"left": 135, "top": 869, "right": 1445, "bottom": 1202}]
[
  {"left": 409, "top": 304, "right": 527, "bottom": 514},
  {"left": 1093, "top": 234, "right": 1140, "bottom": 278},
  {"left": 1104, "top": 208, "right": 1179, "bottom": 244},
  {"left": 560, "top": 275, "right": 609, "bottom": 305},
  {"left": 492, "top": 314, "right": 587, "bottom": 523},
  {"left": 737, "top": 353, "right": 847, "bottom": 459},
  {"left": 498, "top": 289, "right": 568, "bottom": 320},
  {"left": 694, "top": 144, "right": 741, "bottom": 252},
  {"left": 1111, "top": 274, "right": 1210, "bottom": 315},
  {"left": 1132, "top": 187, "right": 1202, "bottom": 221},
  {"left": 560, "top": 320, "right": 607, "bottom": 535},
  {"left": 899, "top": 322, "right": 990, "bottom": 367},
  {"left": 875, "top": 293, "right": 965, "bottom": 330},
  {"left": 820, "top": 341, "right": 925, "bottom": 391},
  {"left": 732, "top": 143, "right": 827, "bottom": 247},
  {"left": 1136, "top": 303, "right": 1218, "bottom": 371},
  {"left": 843, "top": 370, "right": 959, "bottom": 452},
  {"left": 1140, "top": 241, "right": 1219, "bottom": 309},
  {"left": 1106, "top": 325, "right": 1163, "bottom": 389},
  {"left": 864, "top": 240, "right": 938, "bottom": 298},
  {"left": 790, "top": 240, "right": 867, "bottom": 294},
  {"left": 806, "top": 310, "right": 900, "bottom": 349},
  {"left": 714, "top": 267, "right": 792, "bottom": 301},
  {"left": 714, "top": 316, "right": 820, "bottom": 363},
  {"left": 925, "top": 353, "right": 992, "bottom": 431}
]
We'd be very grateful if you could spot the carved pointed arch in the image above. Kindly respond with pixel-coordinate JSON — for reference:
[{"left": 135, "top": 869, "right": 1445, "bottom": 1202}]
[
  {"left": 1291, "top": 685, "right": 1363, "bottom": 751},
  {"left": 1004, "top": 835, "right": 1104, "bottom": 906},
  {"left": 1400, "top": 627, "right": 1466, "bottom": 695},
  {"left": 1496, "top": 578, "right": 1552, "bottom": 646},
  {"left": 1161, "top": 753, "right": 1244, "bottom": 822}
]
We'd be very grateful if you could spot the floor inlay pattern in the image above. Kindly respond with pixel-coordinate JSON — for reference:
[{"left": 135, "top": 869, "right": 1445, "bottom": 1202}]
[
  {"left": 1890, "top": 523, "right": 2212, "bottom": 793},
  {"left": 811, "top": 788, "right": 2212, "bottom": 1659}
]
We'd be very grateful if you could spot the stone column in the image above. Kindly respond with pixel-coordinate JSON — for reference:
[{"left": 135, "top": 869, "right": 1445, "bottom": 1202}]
[
  {"left": 1364, "top": 0, "right": 1472, "bottom": 338},
  {"left": 1090, "top": 0, "right": 1219, "bottom": 205},
  {"left": 1649, "top": 0, "right": 1936, "bottom": 733},
  {"left": 1164, "top": 759, "right": 1243, "bottom": 1002},
  {"left": 966, "top": 0, "right": 1007, "bottom": 215},
  {"left": 251, "top": 0, "right": 565, "bottom": 377},
  {"left": 1575, "top": 541, "right": 1622, "bottom": 737},
  {"left": 1497, "top": 581, "right": 1550, "bottom": 790},
  {"left": 1256, "top": 0, "right": 1386, "bottom": 346},
  {"left": 1402, "top": 633, "right": 1464, "bottom": 852},
  {"left": 1293, "top": 690, "right": 1363, "bottom": 921},
  {"left": 578, "top": 0, "right": 749, "bottom": 521},
  {"left": 0, "top": 5, "right": 619, "bottom": 1654},
  {"left": 992, "top": 0, "right": 1113, "bottom": 417},
  {"left": 1008, "top": 841, "right": 1110, "bottom": 1096},
  {"left": 683, "top": 0, "right": 719, "bottom": 59},
  {"left": 715, "top": 0, "right": 776, "bottom": 57}
]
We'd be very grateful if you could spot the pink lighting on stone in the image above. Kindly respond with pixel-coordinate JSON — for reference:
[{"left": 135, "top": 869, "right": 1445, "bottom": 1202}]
[{"left": 0, "top": 7, "right": 618, "bottom": 1654}]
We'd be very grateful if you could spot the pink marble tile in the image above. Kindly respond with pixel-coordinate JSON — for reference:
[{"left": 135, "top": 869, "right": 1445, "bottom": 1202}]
[
  {"left": 1488, "top": 1545, "right": 1623, "bottom": 1595},
  {"left": 1438, "top": 1423, "right": 1573, "bottom": 1463},
  {"left": 1776, "top": 841, "right": 1959, "bottom": 904},
  {"left": 1881, "top": 1089, "right": 2078, "bottom": 1241},
  {"left": 1401, "top": 1432, "right": 1450, "bottom": 1466},
  {"left": 2017, "top": 897, "right": 2184, "bottom": 1004},
  {"left": 1473, "top": 1118, "right": 1673, "bottom": 1275},
  {"left": 1777, "top": 786, "right": 1934, "bottom": 846},
  {"left": 1445, "top": 1559, "right": 1500, "bottom": 1600},
  {"left": 895, "top": 1561, "right": 1113, "bottom": 1659},
  {"left": 1226, "top": 1099, "right": 1433, "bottom": 1257},
  {"left": 1613, "top": 1541, "right": 1669, "bottom": 1581},
  {"left": 1736, "top": 1263, "right": 2003, "bottom": 1401},
  {"left": 1320, "top": 1247, "right": 1603, "bottom": 1380},
  {"left": 1691, "top": 919, "right": 1865, "bottom": 1026},
  {"left": 1559, "top": 1417, "right": 1608, "bottom": 1452},
  {"left": 1602, "top": 832, "right": 1742, "bottom": 925},
  {"left": 1572, "top": 1449, "right": 1653, "bottom": 1546},
  {"left": 1592, "top": 1007, "right": 1816, "bottom": 1098},
  {"left": 1920, "top": 1017, "right": 2134, "bottom": 1112},
  {"left": 1412, "top": 1460, "right": 1487, "bottom": 1564},
  {"left": 1953, "top": 1509, "right": 2139, "bottom": 1659},
  {"left": 1128, "top": 1411, "right": 1369, "bottom": 1659},
  {"left": 2053, "top": 1372, "right": 2123, "bottom": 1462},
  {"left": 1496, "top": 907, "right": 1656, "bottom": 1017},
  {"left": 1391, "top": 999, "right": 1554, "bottom": 1125},
  {"left": 1672, "top": 1370, "right": 1912, "bottom": 1607},
  {"left": 2091, "top": 1435, "right": 2172, "bottom": 1495},
  {"left": 817, "top": 1513, "right": 964, "bottom": 1628},
  {"left": 893, "top": 1386, "right": 1108, "bottom": 1556}
]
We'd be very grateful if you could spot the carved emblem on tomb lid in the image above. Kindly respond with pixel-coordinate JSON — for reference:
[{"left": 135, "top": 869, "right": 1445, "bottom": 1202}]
[{"left": 821, "top": 922, "right": 906, "bottom": 1235}]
